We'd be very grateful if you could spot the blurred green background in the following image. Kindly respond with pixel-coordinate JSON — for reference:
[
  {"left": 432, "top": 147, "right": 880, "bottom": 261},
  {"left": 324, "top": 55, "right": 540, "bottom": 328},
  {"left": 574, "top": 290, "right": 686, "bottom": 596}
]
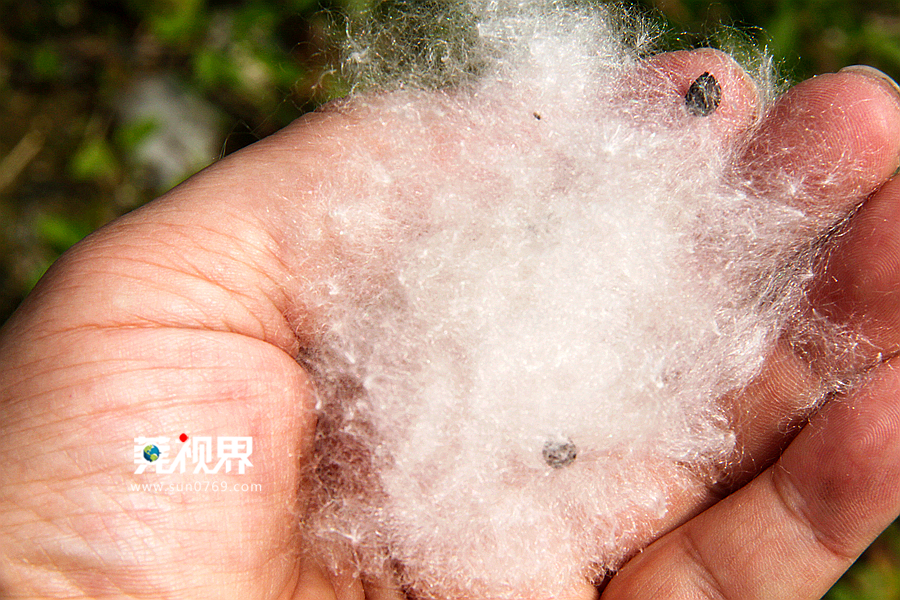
[{"left": 1, "top": 0, "right": 899, "bottom": 596}]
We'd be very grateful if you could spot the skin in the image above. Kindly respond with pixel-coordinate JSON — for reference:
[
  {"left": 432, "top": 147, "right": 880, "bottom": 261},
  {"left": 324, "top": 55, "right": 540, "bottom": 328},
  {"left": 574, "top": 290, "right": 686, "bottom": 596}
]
[{"left": 1, "top": 49, "right": 900, "bottom": 600}]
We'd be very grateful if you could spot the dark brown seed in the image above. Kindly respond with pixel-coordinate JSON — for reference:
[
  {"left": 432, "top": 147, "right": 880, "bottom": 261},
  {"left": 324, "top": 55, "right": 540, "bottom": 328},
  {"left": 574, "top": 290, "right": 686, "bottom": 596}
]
[
  {"left": 543, "top": 438, "right": 577, "bottom": 468},
  {"left": 685, "top": 72, "right": 721, "bottom": 117}
]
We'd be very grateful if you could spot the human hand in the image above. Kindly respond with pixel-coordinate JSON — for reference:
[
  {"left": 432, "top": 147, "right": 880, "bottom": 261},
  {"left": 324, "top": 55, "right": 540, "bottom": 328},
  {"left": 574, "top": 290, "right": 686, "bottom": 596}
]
[
  {"left": 601, "top": 59, "right": 900, "bottom": 598},
  {"left": 1, "top": 49, "right": 899, "bottom": 600}
]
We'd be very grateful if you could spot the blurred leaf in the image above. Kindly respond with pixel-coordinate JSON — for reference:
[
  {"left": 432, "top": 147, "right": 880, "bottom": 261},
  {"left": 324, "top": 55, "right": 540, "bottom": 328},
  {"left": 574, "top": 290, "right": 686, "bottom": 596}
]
[
  {"left": 232, "top": 3, "right": 277, "bottom": 40},
  {"left": 25, "top": 212, "right": 94, "bottom": 294},
  {"left": 34, "top": 212, "right": 92, "bottom": 253},
  {"left": 765, "top": 3, "right": 801, "bottom": 64},
  {"left": 826, "top": 521, "right": 900, "bottom": 600},
  {"left": 863, "top": 22, "right": 900, "bottom": 71},
  {"left": 193, "top": 47, "right": 238, "bottom": 89},
  {"left": 115, "top": 117, "right": 160, "bottom": 152},
  {"left": 287, "top": 0, "right": 321, "bottom": 11},
  {"left": 29, "top": 44, "right": 62, "bottom": 81},
  {"left": 133, "top": 0, "right": 207, "bottom": 45},
  {"left": 69, "top": 136, "right": 118, "bottom": 182},
  {"left": 24, "top": 258, "right": 54, "bottom": 295}
]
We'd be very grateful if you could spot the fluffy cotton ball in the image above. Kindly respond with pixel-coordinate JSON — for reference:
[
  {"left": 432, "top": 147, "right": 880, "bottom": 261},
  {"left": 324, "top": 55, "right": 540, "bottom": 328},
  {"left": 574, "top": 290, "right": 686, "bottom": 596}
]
[{"left": 289, "top": 2, "right": 854, "bottom": 598}]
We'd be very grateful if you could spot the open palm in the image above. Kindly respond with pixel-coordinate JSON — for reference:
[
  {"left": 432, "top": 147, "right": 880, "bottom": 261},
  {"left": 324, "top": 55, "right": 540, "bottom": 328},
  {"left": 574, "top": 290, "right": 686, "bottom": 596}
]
[{"left": 2, "top": 50, "right": 900, "bottom": 600}]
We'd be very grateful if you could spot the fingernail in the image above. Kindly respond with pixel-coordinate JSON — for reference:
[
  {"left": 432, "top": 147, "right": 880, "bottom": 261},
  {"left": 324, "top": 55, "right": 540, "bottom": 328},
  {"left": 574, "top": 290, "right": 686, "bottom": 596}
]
[{"left": 839, "top": 65, "right": 900, "bottom": 103}]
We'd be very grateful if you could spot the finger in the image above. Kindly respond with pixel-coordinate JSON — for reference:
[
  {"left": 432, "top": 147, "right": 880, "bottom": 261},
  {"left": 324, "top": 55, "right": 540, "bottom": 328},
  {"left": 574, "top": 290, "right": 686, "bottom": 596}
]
[
  {"left": 812, "top": 175, "right": 900, "bottom": 356},
  {"left": 0, "top": 112, "right": 345, "bottom": 599},
  {"left": 722, "top": 68, "right": 900, "bottom": 475},
  {"left": 296, "top": 561, "right": 360, "bottom": 600},
  {"left": 722, "top": 339, "right": 825, "bottom": 481},
  {"left": 592, "top": 59, "right": 900, "bottom": 588},
  {"left": 602, "top": 357, "right": 900, "bottom": 600},
  {"left": 630, "top": 67, "right": 900, "bottom": 520},
  {"left": 737, "top": 67, "right": 900, "bottom": 212},
  {"left": 639, "top": 48, "right": 761, "bottom": 141}
]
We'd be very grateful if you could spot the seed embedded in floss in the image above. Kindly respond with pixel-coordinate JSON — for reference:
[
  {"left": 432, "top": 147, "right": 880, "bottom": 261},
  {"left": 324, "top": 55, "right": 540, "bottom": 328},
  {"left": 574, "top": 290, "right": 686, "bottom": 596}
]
[
  {"left": 292, "top": 4, "right": 859, "bottom": 599},
  {"left": 543, "top": 438, "right": 578, "bottom": 469},
  {"left": 685, "top": 71, "right": 723, "bottom": 116}
]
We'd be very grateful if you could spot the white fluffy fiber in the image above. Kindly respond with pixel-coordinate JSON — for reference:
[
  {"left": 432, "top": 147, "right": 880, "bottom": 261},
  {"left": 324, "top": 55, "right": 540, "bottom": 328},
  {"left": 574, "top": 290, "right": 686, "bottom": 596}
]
[{"left": 293, "top": 2, "right": 850, "bottom": 598}]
